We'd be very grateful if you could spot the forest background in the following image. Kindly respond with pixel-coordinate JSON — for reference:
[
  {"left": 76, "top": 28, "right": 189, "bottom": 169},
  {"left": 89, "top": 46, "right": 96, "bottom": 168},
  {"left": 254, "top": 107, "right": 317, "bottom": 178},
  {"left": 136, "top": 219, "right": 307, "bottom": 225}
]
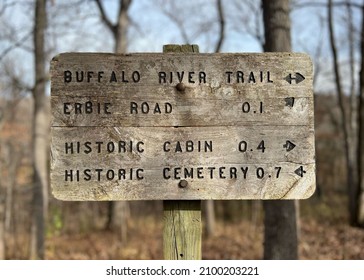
[{"left": 1, "top": 0, "right": 364, "bottom": 260}]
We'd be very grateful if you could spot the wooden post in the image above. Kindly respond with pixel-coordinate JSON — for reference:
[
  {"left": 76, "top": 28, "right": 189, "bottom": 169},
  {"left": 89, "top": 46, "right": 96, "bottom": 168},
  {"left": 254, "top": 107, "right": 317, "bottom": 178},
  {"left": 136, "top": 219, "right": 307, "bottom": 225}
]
[{"left": 163, "top": 44, "right": 202, "bottom": 260}]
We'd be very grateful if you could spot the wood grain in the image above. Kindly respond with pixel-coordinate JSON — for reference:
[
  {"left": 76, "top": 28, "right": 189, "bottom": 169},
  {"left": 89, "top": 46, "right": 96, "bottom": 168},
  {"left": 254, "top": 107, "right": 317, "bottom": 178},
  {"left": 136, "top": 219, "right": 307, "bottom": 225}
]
[{"left": 50, "top": 52, "right": 315, "bottom": 201}]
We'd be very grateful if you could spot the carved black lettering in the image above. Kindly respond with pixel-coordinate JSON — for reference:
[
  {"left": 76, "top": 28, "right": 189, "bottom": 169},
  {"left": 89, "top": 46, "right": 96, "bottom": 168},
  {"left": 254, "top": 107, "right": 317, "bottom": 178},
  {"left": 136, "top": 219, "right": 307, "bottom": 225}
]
[
  {"left": 75, "top": 103, "right": 82, "bottom": 114},
  {"left": 165, "top": 103, "right": 172, "bottom": 114},
  {"left": 219, "top": 167, "right": 226, "bottom": 179},
  {"left": 175, "top": 142, "right": 182, "bottom": 153},
  {"left": 205, "top": 141, "right": 213, "bottom": 152},
  {"left": 199, "top": 72, "right": 206, "bottom": 83},
  {"left": 177, "top": 71, "right": 184, "bottom": 83},
  {"left": 107, "top": 142, "right": 115, "bottom": 153},
  {"left": 64, "top": 70, "right": 72, "bottom": 83},
  {"left": 174, "top": 167, "right": 181, "bottom": 179},
  {"left": 95, "top": 169, "right": 102, "bottom": 181},
  {"left": 98, "top": 71, "right": 104, "bottom": 82},
  {"left": 65, "top": 142, "right": 74, "bottom": 154},
  {"left": 84, "top": 142, "right": 92, "bottom": 154},
  {"left": 241, "top": 167, "right": 248, "bottom": 179},
  {"left": 159, "top": 72, "right": 166, "bottom": 83},
  {"left": 84, "top": 169, "right": 91, "bottom": 181},
  {"left": 225, "top": 71, "right": 233, "bottom": 83},
  {"left": 63, "top": 103, "right": 71, "bottom": 114},
  {"left": 121, "top": 71, "right": 128, "bottom": 83},
  {"left": 186, "top": 140, "right": 193, "bottom": 152},
  {"left": 110, "top": 71, "right": 117, "bottom": 82},
  {"left": 106, "top": 170, "right": 114, "bottom": 180},
  {"left": 85, "top": 101, "right": 92, "bottom": 114},
  {"left": 257, "top": 140, "right": 266, "bottom": 153},
  {"left": 163, "top": 141, "right": 171, "bottom": 152},
  {"left": 208, "top": 167, "right": 215, "bottom": 179},
  {"left": 76, "top": 71, "right": 84, "bottom": 82},
  {"left": 136, "top": 142, "right": 144, "bottom": 153},
  {"left": 275, "top": 167, "right": 282, "bottom": 178},
  {"left": 132, "top": 71, "right": 140, "bottom": 82},
  {"left": 136, "top": 169, "right": 144, "bottom": 180},
  {"left": 154, "top": 103, "right": 161, "bottom": 114},
  {"left": 242, "top": 102, "right": 250, "bottom": 113},
  {"left": 230, "top": 167, "right": 237, "bottom": 179},
  {"left": 105, "top": 103, "right": 112, "bottom": 114},
  {"left": 118, "top": 141, "right": 126, "bottom": 153},
  {"left": 267, "top": 71, "right": 273, "bottom": 83},
  {"left": 248, "top": 72, "right": 256, "bottom": 83},
  {"left": 188, "top": 72, "right": 195, "bottom": 83},
  {"left": 65, "top": 169, "right": 73, "bottom": 181},
  {"left": 184, "top": 168, "right": 193, "bottom": 179},
  {"left": 130, "top": 102, "right": 138, "bottom": 114},
  {"left": 87, "top": 71, "right": 94, "bottom": 82},
  {"left": 141, "top": 102, "right": 149, "bottom": 114},
  {"left": 237, "top": 71, "right": 244, "bottom": 83},
  {"left": 238, "top": 141, "right": 247, "bottom": 152},
  {"left": 163, "top": 167, "right": 171, "bottom": 179},
  {"left": 118, "top": 169, "right": 126, "bottom": 180},
  {"left": 96, "top": 141, "right": 103, "bottom": 153},
  {"left": 197, "top": 167, "right": 204, "bottom": 179},
  {"left": 257, "top": 167, "right": 264, "bottom": 179}
]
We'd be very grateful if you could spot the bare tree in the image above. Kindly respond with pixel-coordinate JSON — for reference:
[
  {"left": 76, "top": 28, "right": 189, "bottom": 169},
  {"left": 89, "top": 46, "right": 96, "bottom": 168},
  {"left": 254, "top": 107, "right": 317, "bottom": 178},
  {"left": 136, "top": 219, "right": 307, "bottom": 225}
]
[
  {"left": 262, "top": 0, "right": 298, "bottom": 260},
  {"left": 0, "top": 184, "right": 4, "bottom": 259},
  {"left": 328, "top": 0, "right": 360, "bottom": 226},
  {"left": 94, "top": 0, "right": 133, "bottom": 242},
  {"left": 359, "top": 1, "right": 364, "bottom": 226},
  {"left": 30, "top": 0, "right": 48, "bottom": 260}
]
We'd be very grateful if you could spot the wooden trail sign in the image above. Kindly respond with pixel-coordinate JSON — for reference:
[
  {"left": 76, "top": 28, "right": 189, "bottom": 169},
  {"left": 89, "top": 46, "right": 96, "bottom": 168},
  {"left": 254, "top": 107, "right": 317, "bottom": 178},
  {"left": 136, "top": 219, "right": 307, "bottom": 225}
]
[{"left": 50, "top": 52, "right": 315, "bottom": 201}]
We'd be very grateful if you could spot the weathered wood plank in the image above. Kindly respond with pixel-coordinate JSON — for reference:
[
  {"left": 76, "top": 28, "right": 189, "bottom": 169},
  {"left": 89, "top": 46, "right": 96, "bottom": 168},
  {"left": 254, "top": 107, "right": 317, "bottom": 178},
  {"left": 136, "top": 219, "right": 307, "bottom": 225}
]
[
  {"left": 51, "top": 126, "right": 315, "bottom": 166},
  {"left": 51, "top": 53, "right": 313, "bottom": 128},
  {"left": 50, "top": 51, "right": 315, "bottom": 201},
  {"left": 163, "top": 200, "right": 201, "bottom": 260},
  {"left": 50, "top": 53, "right": 312, "bottom": 98},
  {"left": 51, "top": 162, "right": 315, "bottom": 201},
  {"left": 162, "top": 44, "right": 202, "bottom": 261},
  {"left": 51, "top": 96, "right": 313, "bottom": 127},
  {"left": 50, "top": 125, "right": 315, "bottom": 201}
]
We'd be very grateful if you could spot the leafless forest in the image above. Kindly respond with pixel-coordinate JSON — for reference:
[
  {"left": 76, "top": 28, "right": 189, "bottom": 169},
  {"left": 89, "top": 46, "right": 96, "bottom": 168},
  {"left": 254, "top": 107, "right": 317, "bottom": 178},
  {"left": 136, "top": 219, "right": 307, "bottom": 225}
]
[{"left": 1, "top": 0, "right": 364, "bottom": 260}]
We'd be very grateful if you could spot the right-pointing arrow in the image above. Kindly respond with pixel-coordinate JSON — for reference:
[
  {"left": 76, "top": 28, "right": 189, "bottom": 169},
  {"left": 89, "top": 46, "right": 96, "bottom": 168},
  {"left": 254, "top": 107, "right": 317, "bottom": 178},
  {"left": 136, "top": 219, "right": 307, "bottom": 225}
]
[{"left": 283, "top": 140, "right": 296, "bottom": 152}]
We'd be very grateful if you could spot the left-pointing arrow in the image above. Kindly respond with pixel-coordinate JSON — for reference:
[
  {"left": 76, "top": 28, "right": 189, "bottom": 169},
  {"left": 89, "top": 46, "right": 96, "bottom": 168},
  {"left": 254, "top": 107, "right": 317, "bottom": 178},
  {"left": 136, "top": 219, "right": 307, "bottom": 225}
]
[
  {"left": 285, "top": 72, "right": 305, "bottom": 84},
  {"left": 294, "top": 166, "right": 306, "bottom": 177}
]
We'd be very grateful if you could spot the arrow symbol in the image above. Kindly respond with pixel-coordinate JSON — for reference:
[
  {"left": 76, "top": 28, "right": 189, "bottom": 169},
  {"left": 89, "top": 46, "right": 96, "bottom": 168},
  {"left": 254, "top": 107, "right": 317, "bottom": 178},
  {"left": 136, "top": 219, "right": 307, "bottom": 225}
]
[
  {"left": 284, "top": 97, "right": 295, "bottom": 108},
  {"left": 294, "top": 166, "right": 306, "bottom": 177},
  {"left": 285, "top": 73, "right": 305, "bottom": 84},
  {"left": 283, "top": 140, "right": 296, "bottom": 152}
]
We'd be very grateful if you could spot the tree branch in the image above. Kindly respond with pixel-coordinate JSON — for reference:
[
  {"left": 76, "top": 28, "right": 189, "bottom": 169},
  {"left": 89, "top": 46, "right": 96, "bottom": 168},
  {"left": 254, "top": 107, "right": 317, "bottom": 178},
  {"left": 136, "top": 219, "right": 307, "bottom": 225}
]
[
  {"left": 214, "top": 0, "right": 225, "bottom": 52},
  {"left": 293, "top": 1, "right": 363, "bottom": 10},
  {"left": 94, "top": 0, "right": 116, "bottom": 33},
  {"left": 0, "top": 31, "right": 32, "bottom": 62}
]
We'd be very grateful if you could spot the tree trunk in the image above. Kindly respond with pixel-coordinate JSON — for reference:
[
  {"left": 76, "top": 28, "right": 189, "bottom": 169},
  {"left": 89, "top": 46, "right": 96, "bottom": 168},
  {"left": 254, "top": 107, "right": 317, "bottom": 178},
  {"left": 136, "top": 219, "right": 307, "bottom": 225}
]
[
  {"left": 358, "top": 3, "right": 364, "bottom": 226},
  {"left": 262, "top": 0, "right": 298, "bottom": 260},
  {"left": 30, "top": 0, "right": 48, "bottom": 260},
  {"left": 0, "top": 193, "right": 5, "bottom": 259},
  {"left": 203, "top": 0, "right": 226, "bottom": 237},
  {"left": 328, "top": 0, "right": 359, "bottom": 226},
  {"left": 204, "top": 200, "right": 216, "bottom": 237},
  {"left": 95, "top": 0, "right": 133, "bottom": 242}
]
